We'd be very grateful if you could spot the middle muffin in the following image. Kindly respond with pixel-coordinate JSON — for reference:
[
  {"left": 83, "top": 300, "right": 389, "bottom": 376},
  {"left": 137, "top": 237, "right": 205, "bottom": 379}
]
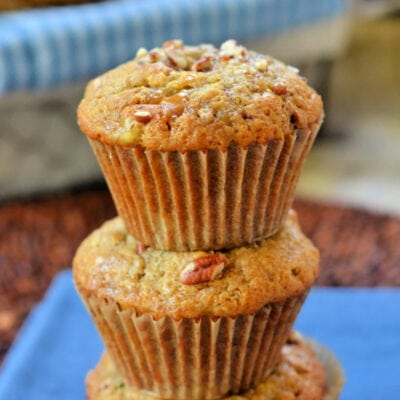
[{"left": 73, "top": 210, "right": 318, "bottom": 400}]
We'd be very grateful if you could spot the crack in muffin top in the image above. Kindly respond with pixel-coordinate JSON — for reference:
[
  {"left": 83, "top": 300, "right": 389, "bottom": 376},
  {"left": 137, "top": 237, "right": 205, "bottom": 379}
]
[{"left": 78, "top": 40, "right": 323, "bottom": 152}]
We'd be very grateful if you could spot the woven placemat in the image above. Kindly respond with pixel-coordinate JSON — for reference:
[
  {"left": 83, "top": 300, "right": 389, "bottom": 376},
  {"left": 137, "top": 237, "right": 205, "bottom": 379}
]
[{"left": 1, "top": 187, "right": 399, "bottom": 363}]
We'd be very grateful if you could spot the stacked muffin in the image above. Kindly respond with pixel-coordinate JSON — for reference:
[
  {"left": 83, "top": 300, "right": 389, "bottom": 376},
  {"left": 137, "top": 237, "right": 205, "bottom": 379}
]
[{"left": 73, "top": 40, "right": 340, "bottom": 399}]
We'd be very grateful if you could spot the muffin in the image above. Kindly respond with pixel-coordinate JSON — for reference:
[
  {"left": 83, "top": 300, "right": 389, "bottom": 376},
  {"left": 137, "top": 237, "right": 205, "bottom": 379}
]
[
  {"left": 73, "top": 210, "right": 319, "bottom": 400},
  {"left": 77, "top": 39, "right": 323, "bottom": 251},
  {"left": 86, "top": 332, "right": 343, "bottom": 400}
]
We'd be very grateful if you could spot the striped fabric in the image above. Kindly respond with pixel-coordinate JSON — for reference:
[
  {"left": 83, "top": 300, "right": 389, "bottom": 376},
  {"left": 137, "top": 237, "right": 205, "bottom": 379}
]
[{"left": 0, "top": 0, "right": 348, "bottom": 94}]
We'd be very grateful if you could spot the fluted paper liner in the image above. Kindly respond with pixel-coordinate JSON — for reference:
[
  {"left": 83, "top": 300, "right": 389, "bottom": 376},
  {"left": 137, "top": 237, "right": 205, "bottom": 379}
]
[
  {"left": 86, "top": 335, "right": 344, "bottom": 400},
  {"left": 307, "top": 339, "right": 345, "bottom": 400},
  {"left": 83, "top": 291, "right": 307, "bottom": 400},
  {"left": 89, "top": 124, "right": 318, "bottom": 251}
]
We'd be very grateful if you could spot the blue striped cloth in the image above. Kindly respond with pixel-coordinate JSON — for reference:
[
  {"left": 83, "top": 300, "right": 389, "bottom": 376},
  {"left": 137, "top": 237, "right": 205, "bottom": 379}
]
[{"left": 0, "top": 0, "right": 348, "bottom": 94}]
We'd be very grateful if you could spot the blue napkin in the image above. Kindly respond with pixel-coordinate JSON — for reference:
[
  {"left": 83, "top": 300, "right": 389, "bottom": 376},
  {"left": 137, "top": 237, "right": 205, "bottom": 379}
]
[
  {"left": 0, "top": 271, "right": 103, "bottom": 400},
  {"left": 0, "top": 0, "right": 348, "bottom": 93},
  {"left": 0, "top": 270, "right": 399, "bottom": 399}
]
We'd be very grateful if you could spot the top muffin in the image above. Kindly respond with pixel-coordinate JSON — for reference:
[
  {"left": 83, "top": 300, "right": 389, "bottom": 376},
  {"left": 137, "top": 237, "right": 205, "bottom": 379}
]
[{"left": 78, "top": 40, "right": 322, "bottom": 152}]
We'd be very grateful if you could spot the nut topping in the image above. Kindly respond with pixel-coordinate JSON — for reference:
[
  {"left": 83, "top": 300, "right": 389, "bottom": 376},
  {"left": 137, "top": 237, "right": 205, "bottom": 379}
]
[
  {"left": 136, "top": 242, "right": 149, "bottom": 255},
  {"left": 255, "top": 59, "right": 267, "bottom": 72},
  {"left": 162, "top": 40, "right": 183, "bottom": 49},
  {"left": 136, "top": 47, "right": 148, "bottom": 58},
  {"left": 148, "top": 51, "right": 160, "bottom": 62},
  {"left": 192, "top": 55, "right": 214, "bottom": 72},
  {"left": 272, "top": 83, "right": 288, "bottom": 95},
  {"left": 180, "top": 254, "right": 228, "bottom": 285},
  {"left": 133, "top": 110, "right": 153, "bottom": 123},
  {"left": 220, "top": 39, "right": 247, "bottom": 60}
]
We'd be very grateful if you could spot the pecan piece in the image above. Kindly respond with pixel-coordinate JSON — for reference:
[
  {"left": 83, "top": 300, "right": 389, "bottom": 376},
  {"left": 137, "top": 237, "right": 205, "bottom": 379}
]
[
  {"left": 272, "top": 82, "right": 287, "bottom": 95},
  {"left": 163, "top": 40, "right": 183, "bottom": 49},
  {"left": 136, "top": 242, "right": 149, "bottom": 255},
  {"left": 148, "top": 50, "right": 161, "bottom": 62},
  {"left": 165, "top": 50, "right": 188, "bottom": 70},
  {"left": 192, "top": 55, "right": 214, "bottom": 72},
  {"left": 133, "top": 110, "right": 153, "bottom": 123},
  {"left": 180, "top": 254, "right": 228, "bottom": 285},
  {"left": 220, "top": 39, "right": 246, "bottom": 60}
]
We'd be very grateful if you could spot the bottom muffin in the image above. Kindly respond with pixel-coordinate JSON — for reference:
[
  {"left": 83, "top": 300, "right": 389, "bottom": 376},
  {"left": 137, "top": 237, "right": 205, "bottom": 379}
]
[{"left": 87, "top": 332, "right": 343, "bottom": 400}]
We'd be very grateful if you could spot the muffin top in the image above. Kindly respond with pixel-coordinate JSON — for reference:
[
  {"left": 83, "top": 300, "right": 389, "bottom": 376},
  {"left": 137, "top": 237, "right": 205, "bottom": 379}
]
[
  {"left": 246, "top": 332, "right": 327, "bottom": 400},
  {"left": 86, "top": 332, "right": 327, "bottom": 400},
  {"left": 78, "top": 40, "right": 323, "bottom": 151},
  {"left": 73, "top": 210, "right": 318, "bottom": 319}
]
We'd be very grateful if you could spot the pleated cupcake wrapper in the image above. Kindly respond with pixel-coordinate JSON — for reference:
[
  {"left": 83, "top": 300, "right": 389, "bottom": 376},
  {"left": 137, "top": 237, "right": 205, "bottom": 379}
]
[
  {"left": 83, "top": 291, "right": 308, "bottom": 400},
  {"left": 307, "top": 339, "right": 345, "bottom": 400},
  {"left": 89, "top": 125, "right": 318, "bottom": 251},
  {"left": 86, "top": 336, "right": 344, "bottom": 400}
]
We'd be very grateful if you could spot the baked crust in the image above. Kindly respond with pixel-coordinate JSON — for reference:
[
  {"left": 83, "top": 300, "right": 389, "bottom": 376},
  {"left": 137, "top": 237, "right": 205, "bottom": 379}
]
[
  {"left": 78, "top": 40, "right": 323, "bottom": 151},
  {"left": 73, "top": 210, "right": 319, "bottom": 319}
]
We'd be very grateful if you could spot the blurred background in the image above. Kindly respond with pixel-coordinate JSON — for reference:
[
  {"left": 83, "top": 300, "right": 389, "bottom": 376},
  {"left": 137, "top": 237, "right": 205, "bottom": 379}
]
[{"left": 0, "top": 0, "right": 399, "bottom": 215}]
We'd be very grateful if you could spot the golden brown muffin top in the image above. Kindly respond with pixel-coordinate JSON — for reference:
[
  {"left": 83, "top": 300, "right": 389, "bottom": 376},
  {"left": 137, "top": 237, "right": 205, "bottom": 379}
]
[
  {"left": 86, "top": 332, "right": 326, "bottom": 400},
  {"left": 78, "top": 40, "right": 323, "bottom": 151},
  {"left": 73, "top": 210, "right": 319, "bottom": 319}
]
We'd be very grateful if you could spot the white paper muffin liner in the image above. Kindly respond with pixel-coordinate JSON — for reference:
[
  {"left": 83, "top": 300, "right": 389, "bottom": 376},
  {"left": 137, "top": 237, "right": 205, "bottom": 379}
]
[
  {"left": 86, "top": 333, "right": 344, "bottom": 400},
  {"left": 81, "top": 291, "right": 308, "bottom": 400},
  {"left": 307, "top": 339, "right": 345, "bottom": 400},
  {"left": 89, "top": 124, "right": 318, "bottom": 251}
]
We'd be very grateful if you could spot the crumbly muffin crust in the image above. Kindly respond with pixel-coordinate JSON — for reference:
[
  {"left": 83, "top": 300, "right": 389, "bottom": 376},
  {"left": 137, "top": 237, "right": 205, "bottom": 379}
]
[
  {"left": 78, "top": 40, "right": 322, "bottom": 151},
  {"left": 86, "top": 332, "right": 326, "bottom": 400},
  {"left": 73, "top": 210, "right": 319, "bottom": 319}
]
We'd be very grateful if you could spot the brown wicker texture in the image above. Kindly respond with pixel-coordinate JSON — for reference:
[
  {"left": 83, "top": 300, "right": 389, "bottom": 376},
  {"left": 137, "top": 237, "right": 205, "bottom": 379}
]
[{"left": 1, "top": 187, "right": 399, "bottom": 364}]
